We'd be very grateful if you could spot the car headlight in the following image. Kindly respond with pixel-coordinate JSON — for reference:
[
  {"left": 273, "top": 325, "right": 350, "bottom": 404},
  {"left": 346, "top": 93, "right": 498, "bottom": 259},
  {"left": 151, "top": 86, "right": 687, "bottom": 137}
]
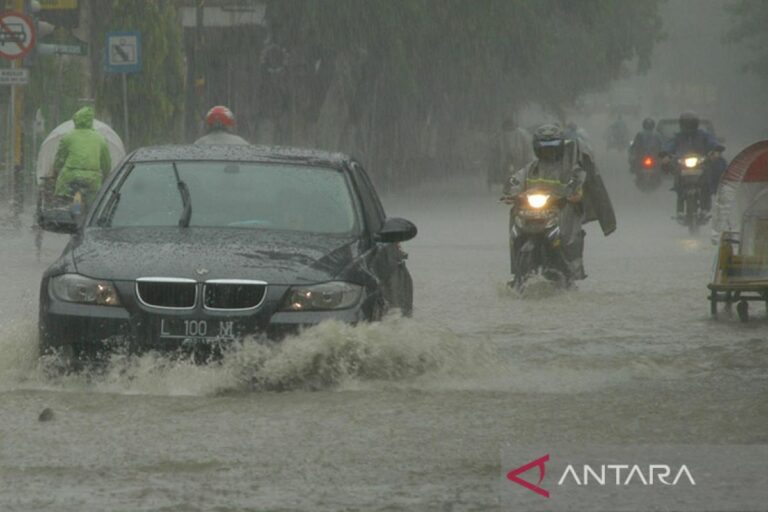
[
  {"left": 282, "top": 281, "right": 362, "bottom": 311},
  {"left": 527, "top": 194, "right": 550, "bottom": 209},
  {"left": 684, "top": 157, "right": 700, "bottom": 168},
  {"left": 49, "top": 274, "right": 121, "bottom": 306}
]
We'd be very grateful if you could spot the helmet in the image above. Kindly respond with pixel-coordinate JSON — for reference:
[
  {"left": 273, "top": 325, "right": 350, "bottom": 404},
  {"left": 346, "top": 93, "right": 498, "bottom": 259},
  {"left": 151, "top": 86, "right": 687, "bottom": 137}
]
[
  {"left": 642, "top": 117, "right": 655, "bottom": 130},
  {"left": 679, "top": 111, "right": 699, "bottom": 134},
  {"left": 205, "top": 105, "right": 236, "bottom": 132},
  {"left": 533, "top": 124, "right": 565, "bottom": 162}
]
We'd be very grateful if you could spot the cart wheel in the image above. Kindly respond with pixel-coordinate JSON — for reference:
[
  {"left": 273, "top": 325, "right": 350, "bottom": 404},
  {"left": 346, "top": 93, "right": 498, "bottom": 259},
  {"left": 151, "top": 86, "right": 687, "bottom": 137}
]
[{"left": 736, "top": 300, "right": 749, "bottom": 323}]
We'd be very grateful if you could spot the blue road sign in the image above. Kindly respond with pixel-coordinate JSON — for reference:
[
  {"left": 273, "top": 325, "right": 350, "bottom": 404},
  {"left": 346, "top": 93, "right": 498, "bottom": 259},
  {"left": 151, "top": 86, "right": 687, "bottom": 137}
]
[{"left": 105, "top": 31, "right": 141, "bottom": 74}]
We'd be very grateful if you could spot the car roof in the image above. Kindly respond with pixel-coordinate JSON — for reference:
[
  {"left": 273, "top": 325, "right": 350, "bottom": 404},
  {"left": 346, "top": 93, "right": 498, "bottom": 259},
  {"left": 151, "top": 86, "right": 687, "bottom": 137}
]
[{"left": 128, "top": 144, "right": 352, "bottom": 167}]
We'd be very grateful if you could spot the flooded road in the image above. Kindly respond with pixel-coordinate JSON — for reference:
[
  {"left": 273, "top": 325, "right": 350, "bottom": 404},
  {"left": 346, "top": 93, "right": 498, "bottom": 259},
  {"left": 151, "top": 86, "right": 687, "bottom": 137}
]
[{"left": 1, "top": 166, "right": 766, "bottom": 511}]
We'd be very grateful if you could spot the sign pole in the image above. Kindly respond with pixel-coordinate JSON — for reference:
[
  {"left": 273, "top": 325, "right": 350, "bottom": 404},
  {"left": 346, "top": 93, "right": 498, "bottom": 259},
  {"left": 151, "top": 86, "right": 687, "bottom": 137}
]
[
  {"left": 12, "top": 56, "right": 24, "bottom": 223},
  {"left": 122, "top": 72, "right": 129, "bottom": 149},
  {"left": 105, "top": 30, "right": 141, "bottom": 150}
]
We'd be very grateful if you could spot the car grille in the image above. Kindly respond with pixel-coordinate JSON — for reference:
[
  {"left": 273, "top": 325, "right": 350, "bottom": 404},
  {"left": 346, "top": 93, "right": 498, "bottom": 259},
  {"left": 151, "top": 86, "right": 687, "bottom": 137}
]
[
  {"left": 136, "top": 279, "right": 197, "bottom": 309},
  {"left": 203, "top": 280, "right": 267, "bottom": 310}
]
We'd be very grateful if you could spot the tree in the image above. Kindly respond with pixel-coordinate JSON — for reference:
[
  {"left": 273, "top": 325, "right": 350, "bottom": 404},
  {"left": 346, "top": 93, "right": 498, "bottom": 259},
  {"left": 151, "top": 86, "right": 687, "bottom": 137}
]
[
  {"left": 263, "top": 1, "right": 663, "bottom": 186},
  {"left": 93, "top": 0, "right": 184, "bottom": 149},
  {"left": 726, "top": 0, "right": 768, "bottom": 78}
]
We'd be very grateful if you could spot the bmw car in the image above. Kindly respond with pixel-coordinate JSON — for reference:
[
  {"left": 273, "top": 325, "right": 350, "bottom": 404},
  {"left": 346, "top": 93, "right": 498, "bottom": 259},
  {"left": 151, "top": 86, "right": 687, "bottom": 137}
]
[{"left": 38, "top": 145, "right": 416, "bottom": 362}]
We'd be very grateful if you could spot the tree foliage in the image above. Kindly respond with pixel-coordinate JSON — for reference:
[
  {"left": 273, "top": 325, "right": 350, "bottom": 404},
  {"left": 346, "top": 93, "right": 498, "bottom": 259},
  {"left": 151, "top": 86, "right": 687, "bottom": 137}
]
[
  {"left": 93, "top": 0, "right": 184, "bottom": 149},
  {"left": 264, "top": 0, "right": 663, "bottom": 184},
  {"left": 726, "top": 0, "right": 768, "bottom": 77}
]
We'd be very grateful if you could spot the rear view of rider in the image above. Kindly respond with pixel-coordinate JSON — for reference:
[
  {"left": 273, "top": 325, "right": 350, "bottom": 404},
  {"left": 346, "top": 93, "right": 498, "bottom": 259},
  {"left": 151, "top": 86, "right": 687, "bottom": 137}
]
[
  {"left": 195, "top": 106, "right": 250, "bottom": 145},
  {"left": 505, "top": 124, "right": 587, "bottom": 280},
  {"left": 629, "top": 118, "right": 663, "bottom": 173},
  {"left": 53, "top": 106, "right": 112, "bottom": 206},
  {"left": 663, "top": 111, "right": 724, "bottom": 219}
]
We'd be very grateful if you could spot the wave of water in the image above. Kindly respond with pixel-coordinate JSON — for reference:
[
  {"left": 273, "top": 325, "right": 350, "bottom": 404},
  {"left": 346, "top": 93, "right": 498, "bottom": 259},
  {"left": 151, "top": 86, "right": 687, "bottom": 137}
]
[{"left": 0, "top": 315, "right": 503, "bottom": 396}]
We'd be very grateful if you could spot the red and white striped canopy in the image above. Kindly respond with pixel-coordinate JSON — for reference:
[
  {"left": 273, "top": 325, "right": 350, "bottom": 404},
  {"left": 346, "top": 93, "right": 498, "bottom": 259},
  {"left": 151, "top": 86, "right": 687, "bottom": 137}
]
[{"left": 713, "top": 140, "right": 768, "bottom": 234}]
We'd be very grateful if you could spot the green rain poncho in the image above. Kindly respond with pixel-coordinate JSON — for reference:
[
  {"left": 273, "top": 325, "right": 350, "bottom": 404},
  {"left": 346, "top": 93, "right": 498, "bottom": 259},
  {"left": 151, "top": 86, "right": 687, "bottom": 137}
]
[{"left": 53, "top": 106, "right": 112, "bottom": 202}]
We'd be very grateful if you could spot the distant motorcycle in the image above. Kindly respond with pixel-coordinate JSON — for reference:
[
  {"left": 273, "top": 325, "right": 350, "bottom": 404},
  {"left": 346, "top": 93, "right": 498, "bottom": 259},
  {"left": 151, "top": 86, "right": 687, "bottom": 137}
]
[
  {"left": 504, "top": 180, "right": 575, "bottom": 292},
  {"left": 631, "top": 154, "right": 662, "bottom": 192},
  {"left": 672, "top": 153, "right": 710, "bottom": 235}
]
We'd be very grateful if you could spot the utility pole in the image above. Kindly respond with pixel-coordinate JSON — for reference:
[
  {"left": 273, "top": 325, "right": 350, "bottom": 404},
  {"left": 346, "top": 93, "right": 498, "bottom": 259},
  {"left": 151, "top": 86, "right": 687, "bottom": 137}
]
[{"left": 10, "top": 0, "right": 26, "bottom": 225}]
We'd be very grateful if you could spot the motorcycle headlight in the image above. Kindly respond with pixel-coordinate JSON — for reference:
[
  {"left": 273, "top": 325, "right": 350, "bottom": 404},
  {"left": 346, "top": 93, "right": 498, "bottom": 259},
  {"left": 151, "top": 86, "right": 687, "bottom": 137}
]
[
  {"left": 282, "top": 281, "right": 362, "bottom": 311},
  {"left": 527, "top": 194, "right": 550, "bottom": 209},
  {"left": 49, "top": 274, "right": 121, "bottom": 306},
  {"left": 684, "top": 157, "right": 700, "bottom": 168}
]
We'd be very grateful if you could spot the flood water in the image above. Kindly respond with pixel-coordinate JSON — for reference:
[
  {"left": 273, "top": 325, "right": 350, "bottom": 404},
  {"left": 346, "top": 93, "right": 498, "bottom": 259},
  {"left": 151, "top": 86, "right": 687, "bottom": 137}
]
[{"left": 1, "top": 152, "right": 766, "bottom": 511}]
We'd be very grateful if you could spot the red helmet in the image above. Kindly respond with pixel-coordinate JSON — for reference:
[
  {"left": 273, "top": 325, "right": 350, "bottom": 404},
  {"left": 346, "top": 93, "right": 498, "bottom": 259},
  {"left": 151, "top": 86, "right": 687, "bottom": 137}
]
[{"left": 205, "top": 105, "right": 235, "bottom": 131}]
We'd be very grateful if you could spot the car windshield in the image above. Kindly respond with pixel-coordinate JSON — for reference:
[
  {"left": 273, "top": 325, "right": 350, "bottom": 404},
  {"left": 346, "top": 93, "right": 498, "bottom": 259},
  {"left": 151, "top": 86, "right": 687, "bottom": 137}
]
[{"left": 97, "top": 161, "right": 360, "bottom": 235}]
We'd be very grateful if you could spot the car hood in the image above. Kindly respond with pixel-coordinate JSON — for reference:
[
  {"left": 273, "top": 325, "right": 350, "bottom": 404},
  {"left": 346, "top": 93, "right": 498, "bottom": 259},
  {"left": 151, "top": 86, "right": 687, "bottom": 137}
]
[{"left": 72, "top": 227, "right": 361, "bottom": 284}]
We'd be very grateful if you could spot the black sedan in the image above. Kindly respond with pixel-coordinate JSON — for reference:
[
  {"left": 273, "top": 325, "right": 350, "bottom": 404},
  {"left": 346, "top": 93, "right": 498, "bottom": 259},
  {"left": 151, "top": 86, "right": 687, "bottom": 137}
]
[{"left": 38, "top": 144, "right": 416, "bottom": 362}]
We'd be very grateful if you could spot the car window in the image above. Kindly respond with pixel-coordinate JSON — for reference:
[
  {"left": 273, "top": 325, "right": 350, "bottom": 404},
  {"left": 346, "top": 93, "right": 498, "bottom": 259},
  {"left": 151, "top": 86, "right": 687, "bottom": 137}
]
[
  {"left": 100, "top": 161, "right": 360, "bottom": 235},
  {"left": 349, "top": 162, "right": 384, "bottom": 233}
]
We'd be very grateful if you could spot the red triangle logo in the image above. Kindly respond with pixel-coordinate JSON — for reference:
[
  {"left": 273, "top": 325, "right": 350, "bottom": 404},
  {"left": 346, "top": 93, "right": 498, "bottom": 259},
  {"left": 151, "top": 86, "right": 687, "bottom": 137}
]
[{"left": 506, "top": 454, "right": 550, "bottom": 498}]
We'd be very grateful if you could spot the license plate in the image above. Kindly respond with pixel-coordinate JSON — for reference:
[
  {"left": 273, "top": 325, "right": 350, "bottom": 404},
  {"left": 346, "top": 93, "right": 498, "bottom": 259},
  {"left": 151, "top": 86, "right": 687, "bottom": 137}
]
[
  {"left": 519, "top": 208, "right": 554, "bottom": 219},
  {"left": 159, "top": 318, "right": 239, "bottom": 341}
]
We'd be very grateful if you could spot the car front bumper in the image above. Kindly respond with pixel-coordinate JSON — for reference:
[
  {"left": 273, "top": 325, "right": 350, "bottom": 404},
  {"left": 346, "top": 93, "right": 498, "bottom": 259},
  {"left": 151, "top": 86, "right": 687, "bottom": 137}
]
[{"left": 39, "top": 279, "right": 375, "bottom": 356}]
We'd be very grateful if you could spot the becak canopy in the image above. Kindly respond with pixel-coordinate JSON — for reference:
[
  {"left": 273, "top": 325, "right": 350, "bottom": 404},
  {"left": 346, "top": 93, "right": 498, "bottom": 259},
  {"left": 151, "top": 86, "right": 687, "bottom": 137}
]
[
  {"left": 36, "top": 119, "right": 126, "bottom": 181},
  {"left": 712, "top": 140, "right": 768, "bottom": 236}
]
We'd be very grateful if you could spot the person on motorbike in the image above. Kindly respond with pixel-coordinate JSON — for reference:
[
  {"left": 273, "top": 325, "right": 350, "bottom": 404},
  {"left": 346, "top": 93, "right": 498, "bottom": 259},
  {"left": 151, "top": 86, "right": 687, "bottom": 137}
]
[
  {"left": 628, "top": 118, "right": 663, "bottom": 173},
  {"left": 195, "top": 106, "right": 250, "bottom": 145},
  {"left": 504, "top": 124, "right": 587, "bottom": 282},
  {"left": 52, "top": 106, "right": 112, "bottom": 207},
  {"left": 662, "top": 111, "right": 724, "bottom": 220},
  {"left": 605, "top": 113, "right": 630, "bottom": 151}
]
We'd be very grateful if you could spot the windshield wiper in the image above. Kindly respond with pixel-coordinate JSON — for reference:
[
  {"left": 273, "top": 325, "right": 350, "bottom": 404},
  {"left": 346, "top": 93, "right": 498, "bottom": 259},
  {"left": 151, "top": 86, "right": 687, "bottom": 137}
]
[{"left": 172, "top": 162, "right": 192, "bottom": 228}]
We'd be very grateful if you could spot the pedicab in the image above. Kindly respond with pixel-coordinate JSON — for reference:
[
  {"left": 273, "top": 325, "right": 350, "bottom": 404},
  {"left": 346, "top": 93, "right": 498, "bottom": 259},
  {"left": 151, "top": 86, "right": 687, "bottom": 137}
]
[
  {"left": 708, "top": 140, "right": 768, "bottom": 321},
  {"left": 34, "top": 118, "right": 126, "bottom": 257}
]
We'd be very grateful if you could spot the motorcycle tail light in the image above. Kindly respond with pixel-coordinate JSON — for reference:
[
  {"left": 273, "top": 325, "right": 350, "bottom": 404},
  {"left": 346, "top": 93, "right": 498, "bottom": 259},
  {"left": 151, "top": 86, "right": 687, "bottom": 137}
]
[{"left": 642, "top": 156, "right": 654, "bottom": 168}]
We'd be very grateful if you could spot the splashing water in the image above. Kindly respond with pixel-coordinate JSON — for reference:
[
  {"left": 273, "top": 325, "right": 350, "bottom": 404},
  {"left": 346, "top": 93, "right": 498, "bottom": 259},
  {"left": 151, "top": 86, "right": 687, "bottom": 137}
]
[{"left": 0, "top": 315, "right": 501, "bottom": 396}]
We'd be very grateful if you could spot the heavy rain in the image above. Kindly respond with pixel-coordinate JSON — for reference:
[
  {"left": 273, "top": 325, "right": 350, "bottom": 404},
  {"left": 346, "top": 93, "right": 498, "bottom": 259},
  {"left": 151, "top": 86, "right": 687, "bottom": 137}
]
[{"left": 0, "top": 1, "right": 767, "bottom": 511}]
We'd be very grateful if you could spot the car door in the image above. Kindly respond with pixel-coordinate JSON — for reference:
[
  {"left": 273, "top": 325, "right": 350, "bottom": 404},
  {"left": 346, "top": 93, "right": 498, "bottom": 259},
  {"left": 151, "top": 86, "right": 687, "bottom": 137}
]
[{"left": 348, "top": 161, "right": 412, "bottom": 314}]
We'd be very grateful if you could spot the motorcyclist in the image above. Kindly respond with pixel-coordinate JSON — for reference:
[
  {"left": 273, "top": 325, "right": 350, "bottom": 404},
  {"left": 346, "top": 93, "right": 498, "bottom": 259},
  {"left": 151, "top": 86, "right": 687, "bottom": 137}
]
[
  {"left": 195, "top": 106, "right": 250, "bottom": 145},
  {"left": 504, "top": 124, "right": 587, "bottom": 281},
  {"left": 53, "top": 106, "right": 112, "bottom": 206},
  {"left": 628, "top": 118, "right": 663, "bottom": 173},
  {"left": 606, "top": 113, "right": 630, "bottom": 151},
  {"left": 487, "top": 117, "right": 532, "bottom": 189},
  {"left": 662, "top": 111, "right": 724, "bottom": 219}
]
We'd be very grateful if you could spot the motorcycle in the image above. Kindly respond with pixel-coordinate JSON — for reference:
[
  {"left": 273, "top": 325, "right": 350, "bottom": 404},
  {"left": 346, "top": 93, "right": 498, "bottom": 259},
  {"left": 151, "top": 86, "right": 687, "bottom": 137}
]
[
  {"left": 631, "top": 154, "right": 663, "bottom": 192},
  {"left": 504, "top": 180, "right": 575, "bottom": 292},
  {"left": 672, "top": 153, "right": 710, "bottom": 235},
  {"left": 37, "top": 177, "right": 91, "bottom": 240}
]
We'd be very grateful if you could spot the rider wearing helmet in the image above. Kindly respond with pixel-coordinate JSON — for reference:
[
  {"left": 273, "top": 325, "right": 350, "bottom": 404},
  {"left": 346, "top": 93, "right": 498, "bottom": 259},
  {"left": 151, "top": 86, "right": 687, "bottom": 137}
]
[
  {"left": 195, "top": 106, "right": 250, "bottom": 145},
  {"left": 628, "top": 117, "right": 663, "bottom": 173},
  {"left": 663, "top": 111, "right": 725, "bottom": 218},
  {"left": 505, "top": 124, "right": 587, "bottom": 281}
]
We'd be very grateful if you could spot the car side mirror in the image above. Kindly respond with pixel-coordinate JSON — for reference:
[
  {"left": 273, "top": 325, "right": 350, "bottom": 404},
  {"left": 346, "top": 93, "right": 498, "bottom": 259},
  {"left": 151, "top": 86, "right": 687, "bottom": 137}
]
[
  {"left": 38, "top": 209, "right": 79, "bottom": 234},
  {"left": 376, "top": 217, "right": 417, "bottom": 243}
]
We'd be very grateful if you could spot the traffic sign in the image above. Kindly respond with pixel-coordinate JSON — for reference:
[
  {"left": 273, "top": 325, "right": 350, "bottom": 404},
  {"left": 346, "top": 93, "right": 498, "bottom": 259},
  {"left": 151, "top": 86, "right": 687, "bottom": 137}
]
[
  {"left": 105, "top": 31, "right": 141, "bottom": 74},
  {"left": 38, "top": 42, "right": 87, "bottom": 56},
  {"left": 0, "top": 11, "right": 36, "bottom": 60},
  {"left": 0, "top": 68, "right": 28, "bottom": 85}
]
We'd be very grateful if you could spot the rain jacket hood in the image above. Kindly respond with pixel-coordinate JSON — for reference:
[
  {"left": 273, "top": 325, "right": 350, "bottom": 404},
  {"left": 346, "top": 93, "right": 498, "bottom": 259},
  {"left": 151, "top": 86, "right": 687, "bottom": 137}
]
[{"left": 72, "top": 106, "right": 94, "bottom": 129}]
